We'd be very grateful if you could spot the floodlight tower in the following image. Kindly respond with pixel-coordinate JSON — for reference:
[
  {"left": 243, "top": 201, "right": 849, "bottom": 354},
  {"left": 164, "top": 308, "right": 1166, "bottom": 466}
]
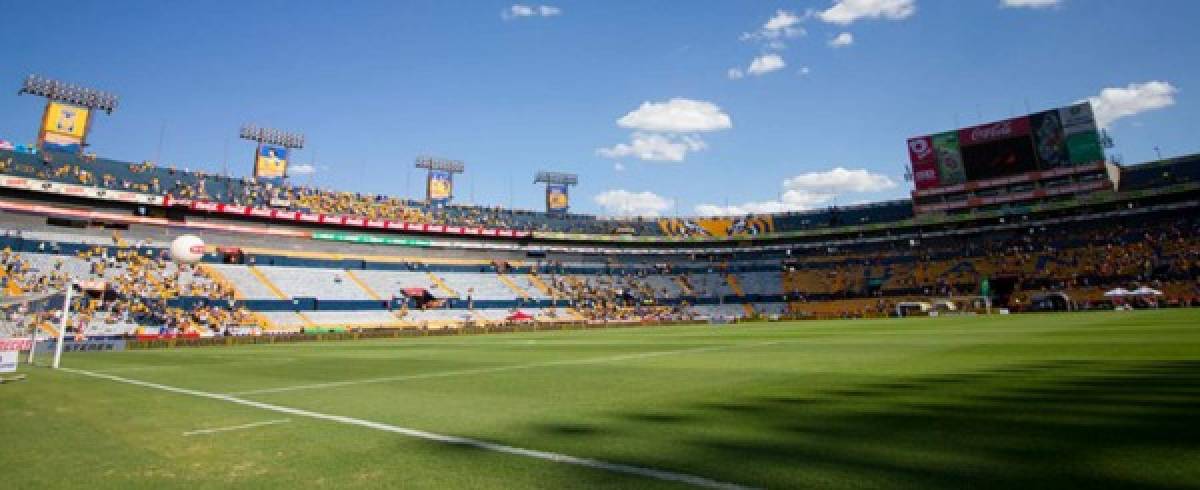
[
  {"left": 239, "top": 124, "right": 305, "bottom": 180},
  {"left": 534, "top": 171, "right": 578, "bottom": 214},
  {"left": 18, "top": 74, "right": 119, "bottom": 154},
  {"left": 415, "top": 156, "right": 465, "bottom": 205}
]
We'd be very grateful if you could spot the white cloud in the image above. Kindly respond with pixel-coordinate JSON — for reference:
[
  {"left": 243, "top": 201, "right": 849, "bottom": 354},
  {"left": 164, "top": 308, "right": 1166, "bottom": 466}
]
[
  {"left": 505, "top": 5, "right": 534, "bottom": 17},
  {"left": 785, "top": 167, "right": 896, "bottom": 192},
  {"left": 729, "top": 54, "right": 786, "bottom": 80},
  {"left": 594, "top": 190, "right": 673, "bottom": 217},
  {"left": 747, "top": 54, "right": 786, "bottom": 76},
  {"left": 597, "top": 133, "right": 707, "bottom": 162},
  {"left": 616, "top": 98, "right": 733, "bottom": 133},
  {"left": 604, "top": 99, "right": 729, "bottom": 164},
  {"left": 741, "top": 9, "right": 809, "bottom": 49},
  {"left": 503, "top": 4, "right": 561, "bottom": 19},
  {"left": 764, "top": 10, "right": 803, "bottom": 31},
  {"left": 694, "top": 167, "right": 896, "bottom": 216},
  {"left": 289, "top": 163, "right": 316, "bottom": 175},
  {"left": 817, "top": 0, "right": 916, "bottom": 25},
  {"left": 1001, "top": 0, "right": 1060, "bottom": 8},
  {"left": 829, "top": 32, "right": 854, "bottom": 47},
  {"left": 613, "top": 161, "right": 626, "bottom": 172},
  {"left": 1085, "top": 81, "right": 1178, "bottom": 128},
  {"left": 694, "top": 191, "right": 828, "bottom": 216}
]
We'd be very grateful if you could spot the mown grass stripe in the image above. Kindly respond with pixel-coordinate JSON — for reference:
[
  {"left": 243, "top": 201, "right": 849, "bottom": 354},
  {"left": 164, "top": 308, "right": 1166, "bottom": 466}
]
[
  {"left": 61, "top": 367, "right": 755, "bottom": 490},
  {"left": 230, "top": 341, "right": 780, "bottom": 396}
]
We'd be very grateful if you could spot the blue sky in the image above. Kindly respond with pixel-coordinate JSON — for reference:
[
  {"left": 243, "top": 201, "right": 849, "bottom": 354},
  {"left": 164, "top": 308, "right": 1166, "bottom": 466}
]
[{"left": 0, "top": 0, "right": 1195, "bottom": 216}]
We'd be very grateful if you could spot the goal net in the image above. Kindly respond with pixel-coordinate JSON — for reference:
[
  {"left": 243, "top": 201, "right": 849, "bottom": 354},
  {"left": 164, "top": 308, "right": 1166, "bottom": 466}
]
[{"left": 0, "top": 290, "right": 71, "bottom": 370}]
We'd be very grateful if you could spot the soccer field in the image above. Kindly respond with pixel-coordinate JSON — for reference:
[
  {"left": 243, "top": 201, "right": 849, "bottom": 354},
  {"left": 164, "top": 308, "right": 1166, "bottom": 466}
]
[{"left": 4, "top": 310, "right": 1200, "bottom": 489}]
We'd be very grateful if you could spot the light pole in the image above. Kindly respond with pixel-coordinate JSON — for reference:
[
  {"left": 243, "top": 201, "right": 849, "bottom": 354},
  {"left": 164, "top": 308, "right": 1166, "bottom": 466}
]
[
  {"left": 239, "top": 124, "right": 305, "bottom": 179},
  {"left": 415, "top": 156, "right": 465, "bottom": 205},
  {"left": 534, "top": 171, "right": 578, "bottom": 215},
  {"left": 18, "top": 74, "right": 119, "bottom": 155}
]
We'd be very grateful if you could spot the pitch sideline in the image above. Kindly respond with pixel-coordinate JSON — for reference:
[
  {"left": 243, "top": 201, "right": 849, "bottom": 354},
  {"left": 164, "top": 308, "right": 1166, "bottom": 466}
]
[{"left": 61, "top": 367, "right": 755, "bottom": 490}]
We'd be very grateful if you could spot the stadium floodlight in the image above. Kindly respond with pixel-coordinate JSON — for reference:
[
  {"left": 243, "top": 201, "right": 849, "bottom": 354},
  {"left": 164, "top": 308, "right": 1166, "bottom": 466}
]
[
  {"left": 533, "top": 171, "right": 578, "bottom": 186},
  {"left": 535, "top": 171, "right": 578, "bottom": 214},
  {"left": 415, "top": 157, "right": 464, "bottom": 204},
  {"left": 239, "top": 124, "right": 305, "bottom": 149},
  {"left": 1099, "top": 129, "right": 1115, "bottom": 149},
  {"left": 18, "top": 74, "right": 119, "bottom": 114},
  {"left": 415, "top": 156, "right": 465, "bottom": 173}
]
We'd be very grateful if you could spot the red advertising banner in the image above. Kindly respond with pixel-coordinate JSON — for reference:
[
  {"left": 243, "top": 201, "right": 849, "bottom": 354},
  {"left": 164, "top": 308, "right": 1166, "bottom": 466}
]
[
  {"left": 0, "top": 338, "right": 33, "bottom": 351},
  {"left": 907, "top": 136, "right": 941, "bottom": 190},
  {"left": 958, "top": 116, "right": 1031, "bottom": 146}
]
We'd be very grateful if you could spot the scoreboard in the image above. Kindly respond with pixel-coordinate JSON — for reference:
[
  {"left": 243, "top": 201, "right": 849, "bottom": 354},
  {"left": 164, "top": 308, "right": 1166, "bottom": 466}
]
[{"left": 907, "top": 103, "right": 1105, "bottom": 191}]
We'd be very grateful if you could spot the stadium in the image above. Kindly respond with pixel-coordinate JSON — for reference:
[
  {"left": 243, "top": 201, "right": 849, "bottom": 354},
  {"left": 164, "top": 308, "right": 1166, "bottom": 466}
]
[{"left": 2, "top": 2, "right": 1199, "bottom": 489}]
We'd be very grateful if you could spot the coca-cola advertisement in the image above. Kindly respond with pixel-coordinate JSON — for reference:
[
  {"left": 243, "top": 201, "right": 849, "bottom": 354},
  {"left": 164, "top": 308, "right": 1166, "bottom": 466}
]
[
  {"left": 957, "top": 116, "right": 1031, "bottom": 146},
  {"left": 907, "top": 136, "right": 941, "bottom": 190}
]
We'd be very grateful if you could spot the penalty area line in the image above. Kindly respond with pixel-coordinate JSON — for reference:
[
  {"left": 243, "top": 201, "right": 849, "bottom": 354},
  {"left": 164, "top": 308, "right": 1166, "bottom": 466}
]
[
  {"left": 183, "top": 418, "right": 291, "bottom": 437},
  {"left": 61, "top": 367, "right": 754, "bottom": 490}
]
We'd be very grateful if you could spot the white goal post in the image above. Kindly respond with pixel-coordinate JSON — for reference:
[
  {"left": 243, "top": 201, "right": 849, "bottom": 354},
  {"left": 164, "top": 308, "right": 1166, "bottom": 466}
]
[{"left": 0, "top": 284, "right": 75, "bottom": 370}]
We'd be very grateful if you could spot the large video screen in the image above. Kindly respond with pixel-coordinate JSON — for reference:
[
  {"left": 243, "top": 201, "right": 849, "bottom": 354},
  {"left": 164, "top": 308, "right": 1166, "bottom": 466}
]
[
  {"left": 960, "top": 135, "right": 1038, "bottom": 181},
  {"left": 907, "top": 102, "right": 1103, "bottom": 189}
]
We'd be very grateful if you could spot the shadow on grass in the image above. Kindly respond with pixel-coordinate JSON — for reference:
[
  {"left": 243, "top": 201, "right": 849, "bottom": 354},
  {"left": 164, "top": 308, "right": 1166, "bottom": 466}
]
[
  {"left": 536, "top": 423, "right": 602, "bottom": 436},
  {"left": 535, "top": 360, "right": 1200, "bottom": 489}
]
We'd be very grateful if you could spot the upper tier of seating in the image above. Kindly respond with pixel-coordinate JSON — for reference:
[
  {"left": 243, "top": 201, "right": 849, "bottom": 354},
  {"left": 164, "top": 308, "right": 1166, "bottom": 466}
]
[
  {"left": 1119, "top": 153, "right": 1200, "bottom": 191},
  {"left": 0, "top": 148, "right": 927, "bottom": 236},
  {"left": 2, "top": 138, "right": 1197, "bottom": 239}
]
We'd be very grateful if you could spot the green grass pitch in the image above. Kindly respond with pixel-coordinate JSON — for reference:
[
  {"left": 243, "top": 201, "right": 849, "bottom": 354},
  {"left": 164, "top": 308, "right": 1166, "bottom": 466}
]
[{"left": 3, "top": 310, "right": 1199, "bottom": 489}]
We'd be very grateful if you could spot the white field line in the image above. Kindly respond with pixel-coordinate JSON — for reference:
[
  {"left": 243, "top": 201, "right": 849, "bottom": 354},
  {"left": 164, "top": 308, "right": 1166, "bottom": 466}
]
[
  {"left": 183, "top": 418, "right": 290, "bottom": 437},
  {"left": 61, "top": 368, "right": 754, "bottom": 490},
  {"left": 89, "top": 357, "right": 302, "bottom": 375},
  {"left": 232, "top": 341, "right": 782, "bottom": 396},
  {"left": 89, "top": 365, "right": 174, "bottom": 374}
]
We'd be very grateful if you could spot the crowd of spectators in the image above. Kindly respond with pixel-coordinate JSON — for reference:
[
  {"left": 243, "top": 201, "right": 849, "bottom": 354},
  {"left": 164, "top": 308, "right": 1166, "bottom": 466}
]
[
  {"left": 779, "top": 213, "right": 1200, "bottom": 314},
  {"left": 0, "top": 239, "right": 254, "bottom": 337},
  {"left": 2, "top": 145, "right": 1199, "bottom": 327},
  {"left": 2, "top": 149, "right": 651, "bottom": 234}
]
